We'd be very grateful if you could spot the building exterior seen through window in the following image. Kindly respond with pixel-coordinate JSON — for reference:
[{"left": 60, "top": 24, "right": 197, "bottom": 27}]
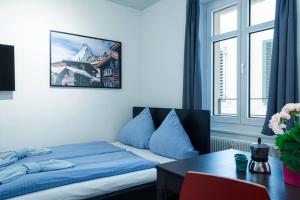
[{"left": 210, "top": 0, "right": 275, "bottom": 120}]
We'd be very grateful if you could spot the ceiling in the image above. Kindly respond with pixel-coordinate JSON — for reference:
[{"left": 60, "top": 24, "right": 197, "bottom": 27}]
[{"left": 107, "top": 0, "right": 160, "bottom": 10}]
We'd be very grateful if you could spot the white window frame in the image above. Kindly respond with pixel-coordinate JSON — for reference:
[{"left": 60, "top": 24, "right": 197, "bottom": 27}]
[{"left": 205, "top": 0, "right": 275, "bottom": 131}]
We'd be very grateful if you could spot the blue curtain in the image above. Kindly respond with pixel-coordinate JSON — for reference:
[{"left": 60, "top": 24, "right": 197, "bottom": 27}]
[
  {"left": 262, "top": 0, "right": 297, "bottom": 135},
  {"left": 182, "top": 0, "right": 202, "bottom": 110}
]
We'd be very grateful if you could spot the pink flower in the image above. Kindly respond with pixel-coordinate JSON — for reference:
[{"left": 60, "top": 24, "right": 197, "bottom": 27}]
[
  {"left": 294, "top": 103, "right": 300, "bottom": 112},
  {"left": 268, "top": 113, "right": 285, "bottom": 135},
  {"left": 271, "top": 124, "right": 284, "bottom": 135},
  {"left": 269, "top": 103, "right": 300, "bottom": 135},
  {"left": 270, "top": 113, "right": 281, "bottom": 123},
  {"left": 268, "top": 120, "right": 277, "bottom": 129},
  {"left": 282, "top": 103, "right": 296, "bottom": 113},
  {"left": 269, "top": 112, "right": 288, "bottom": 135},
  {"left": 279, "top": 111, "right": 291, "bottom": 120},
  {"left": 279, "top": 123, "right": 287, "bottom": 129}
]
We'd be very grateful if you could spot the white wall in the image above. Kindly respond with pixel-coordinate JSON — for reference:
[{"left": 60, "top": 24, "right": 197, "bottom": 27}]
[
  {"left": 0, "top": 0, "right": 141, "bottom": 150},
  {"left": 139, "top": 0, "right": 186, "bottom": 108}
]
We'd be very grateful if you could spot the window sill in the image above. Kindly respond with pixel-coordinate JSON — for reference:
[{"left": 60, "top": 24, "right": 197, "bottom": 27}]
[
  {"left": 211, "top": 127, "right": 275, "bottom": 139},
  {"left": 211, "top": 115, "right": 265, "bottom": 127},
  {"left": 211, "top": 122, "right": 275, "bottom": 144}
]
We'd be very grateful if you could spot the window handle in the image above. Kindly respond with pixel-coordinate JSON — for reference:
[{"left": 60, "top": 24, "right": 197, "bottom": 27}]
[{"left": 241, "top": 63, "right": 246, "bottom": 74}]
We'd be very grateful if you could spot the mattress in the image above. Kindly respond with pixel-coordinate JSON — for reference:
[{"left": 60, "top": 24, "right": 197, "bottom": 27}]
[{"left": 9, "top": 142, "right": 174, "bottom": 200}]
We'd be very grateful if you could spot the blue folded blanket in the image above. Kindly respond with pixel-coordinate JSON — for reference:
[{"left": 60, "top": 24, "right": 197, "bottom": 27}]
[
  {"left": 0, "top": 148, "right": 52, "bottom": 168},
  {"left": 0, "top": 159, "right": 74, "bottom": 184}
]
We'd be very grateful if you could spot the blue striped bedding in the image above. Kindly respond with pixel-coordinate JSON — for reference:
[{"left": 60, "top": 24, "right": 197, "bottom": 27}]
[{"left": 0, "top": 142, "right": 158, "bottom": 199}]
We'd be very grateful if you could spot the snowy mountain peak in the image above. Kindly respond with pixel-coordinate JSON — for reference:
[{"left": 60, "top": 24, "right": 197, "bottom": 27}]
[{"left": 71, "top": 43, "right": 94, "bottom": 63}]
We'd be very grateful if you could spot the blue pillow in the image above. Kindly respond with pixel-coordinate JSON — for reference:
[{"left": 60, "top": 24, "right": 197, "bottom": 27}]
[
  {"left": 149, "top": 109, "right": 198, "bottom": 160},
  {"left": 117, "top": 107, "right": 155, "bottom": 149}
]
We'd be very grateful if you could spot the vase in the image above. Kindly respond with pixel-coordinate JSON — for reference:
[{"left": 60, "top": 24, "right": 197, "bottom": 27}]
[{"left": 282, "top": 164, "right": 300, "bottom": 187}]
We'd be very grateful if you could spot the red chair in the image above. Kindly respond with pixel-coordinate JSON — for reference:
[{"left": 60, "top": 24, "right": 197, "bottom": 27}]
[{"left": 179, "top": 171, "right": 271, "bottom": 200}]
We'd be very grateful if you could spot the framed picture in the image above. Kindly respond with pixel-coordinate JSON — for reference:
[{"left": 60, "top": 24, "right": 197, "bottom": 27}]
[{"left": 50, "top": 31, "right": 121, "bottom": 88}]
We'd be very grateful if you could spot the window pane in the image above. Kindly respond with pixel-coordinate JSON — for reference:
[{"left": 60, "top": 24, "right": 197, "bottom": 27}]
[
  {"left": 249, "top": 29, "right": 273, "bottom": 118},
  {"left": 214, "top": 5, "right": 237, "bottom": 35},
  {"left": 250, "top": 0, "right": 276, "bottom": 26},
  {"left": 213, "top": 38, "right": 237, "bottom": 116}
]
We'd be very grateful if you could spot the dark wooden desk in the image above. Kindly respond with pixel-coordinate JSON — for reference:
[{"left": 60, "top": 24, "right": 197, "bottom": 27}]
[{"left": 156, "top": 149, "right": 300, "bottom": 200}]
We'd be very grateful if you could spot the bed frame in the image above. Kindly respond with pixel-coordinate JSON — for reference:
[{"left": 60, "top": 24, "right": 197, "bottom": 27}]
[{"left": 89, "top": 107, "right": 210, "bottom": 200}]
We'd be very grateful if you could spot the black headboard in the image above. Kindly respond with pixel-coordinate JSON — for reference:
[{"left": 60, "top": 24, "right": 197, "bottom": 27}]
[{"left": 133, "top": 107, "right": 210, "bottom": 155}]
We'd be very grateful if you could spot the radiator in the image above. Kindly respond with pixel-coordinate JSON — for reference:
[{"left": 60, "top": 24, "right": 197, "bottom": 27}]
[{"left": 210, "top": 136, "right": 280, "bottom": 157}]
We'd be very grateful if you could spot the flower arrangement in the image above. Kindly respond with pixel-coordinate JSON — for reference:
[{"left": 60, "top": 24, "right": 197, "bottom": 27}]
[{"left": 269, "top": 103, "right": 300, "bottom": 172}]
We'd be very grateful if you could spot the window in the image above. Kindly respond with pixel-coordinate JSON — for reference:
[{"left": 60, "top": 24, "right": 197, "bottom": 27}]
[
  {"left": 213, "top": 5, "right": 237, "bottom": 35},
  {"left": 213, "top": 37, "right": 237, "bottom": 116},
  {"left": 104, "top": 82, "right": 113, "bottom": 88},
  {"left": 250, "top": 0, "right": 275, "bottom": 26},
  {"left": 248, "top": 0, "right": 275, "bottom": 118},
  {"left": 207, "top": 0, "right": 275, "bottom": 125},
  {"left": 104, "top": 68, "right": 112, "bottom": 76},
  {"left": 249, "top": 29, "right": 273, "bottom": 117}
]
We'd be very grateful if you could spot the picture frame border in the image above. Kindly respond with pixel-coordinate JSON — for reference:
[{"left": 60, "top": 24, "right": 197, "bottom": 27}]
[{"left": 49, "top": 30, "right": 122, "bottom": 89}]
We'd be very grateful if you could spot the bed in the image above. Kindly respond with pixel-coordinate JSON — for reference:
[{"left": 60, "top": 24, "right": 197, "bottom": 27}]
[{"left": 3, "top": 107, "right": 210, "bottom": 200}]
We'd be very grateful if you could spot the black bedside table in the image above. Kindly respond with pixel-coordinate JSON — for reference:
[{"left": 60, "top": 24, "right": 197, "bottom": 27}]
[{"left": 156, "top": 149, "right": 300, "bottom": 200}]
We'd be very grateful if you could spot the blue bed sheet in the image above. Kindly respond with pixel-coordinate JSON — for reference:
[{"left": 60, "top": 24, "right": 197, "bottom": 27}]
[
  {"left": 5, "top": 141, "right": 124, "bottom": 167},
  {"left": 0, "top": 151, "right": 158, "bottom": 199},
  {"left": 0, "top": 141, "right": 158, "bottom": 200}
]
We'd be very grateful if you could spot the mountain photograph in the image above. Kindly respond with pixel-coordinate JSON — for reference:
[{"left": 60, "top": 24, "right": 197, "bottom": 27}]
[{"left": 50, "top": 31, "right": 121, "bottom": 88}]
